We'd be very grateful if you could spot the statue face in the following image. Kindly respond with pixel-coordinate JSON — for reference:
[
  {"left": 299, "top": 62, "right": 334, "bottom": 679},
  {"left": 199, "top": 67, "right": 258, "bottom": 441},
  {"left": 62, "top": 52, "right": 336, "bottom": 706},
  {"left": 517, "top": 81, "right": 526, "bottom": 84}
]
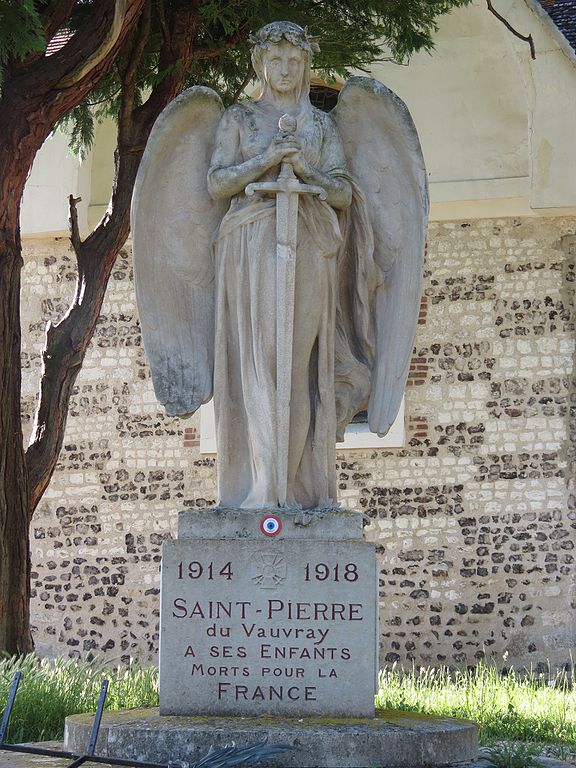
[{"left": 261, "top": 40, "right": 306, "bottom": 95}]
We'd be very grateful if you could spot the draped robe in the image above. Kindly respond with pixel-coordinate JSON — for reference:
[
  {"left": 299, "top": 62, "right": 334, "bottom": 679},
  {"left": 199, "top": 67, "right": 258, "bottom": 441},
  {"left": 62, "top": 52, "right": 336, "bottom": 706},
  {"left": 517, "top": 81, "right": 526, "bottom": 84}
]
[{"left": 209, "top": 100, "right": 379, "bottom": 510}]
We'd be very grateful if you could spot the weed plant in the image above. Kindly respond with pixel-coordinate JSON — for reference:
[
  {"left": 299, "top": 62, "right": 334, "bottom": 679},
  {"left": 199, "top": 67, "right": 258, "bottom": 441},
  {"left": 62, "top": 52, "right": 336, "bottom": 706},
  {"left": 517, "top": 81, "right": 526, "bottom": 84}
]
[
  {"left": 376, "top": 662, "right": 576, "bottom": 749},
  {"left": 483, "top": 741, "right": 542, "bottom": 768},
  {"left": 0, "top": 655, "right": 158, "bottom": 743}
]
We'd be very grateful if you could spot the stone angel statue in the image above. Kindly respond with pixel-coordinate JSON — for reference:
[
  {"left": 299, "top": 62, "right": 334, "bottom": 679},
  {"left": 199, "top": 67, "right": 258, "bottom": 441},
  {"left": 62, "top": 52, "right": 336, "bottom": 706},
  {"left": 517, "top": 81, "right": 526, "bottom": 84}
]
[{"left": 131, "top": 22, "right": 429, "bottom": 512}]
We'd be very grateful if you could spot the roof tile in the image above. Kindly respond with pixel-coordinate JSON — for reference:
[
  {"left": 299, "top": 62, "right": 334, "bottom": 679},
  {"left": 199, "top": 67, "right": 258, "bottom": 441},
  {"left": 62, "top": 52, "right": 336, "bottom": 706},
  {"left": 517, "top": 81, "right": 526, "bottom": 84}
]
[{"left": 537, "top": 0, "right": 576, "bottom": 51}]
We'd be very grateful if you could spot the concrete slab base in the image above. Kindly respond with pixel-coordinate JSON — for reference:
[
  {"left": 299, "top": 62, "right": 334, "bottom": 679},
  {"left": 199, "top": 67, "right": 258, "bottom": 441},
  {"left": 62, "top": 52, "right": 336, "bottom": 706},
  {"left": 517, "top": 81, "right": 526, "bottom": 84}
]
[
  {"left": 65, "top": 707, "right": 478, "bottom": 767},
  {"left": 2, "top": 740, "right": 574, "bottom": 768}
]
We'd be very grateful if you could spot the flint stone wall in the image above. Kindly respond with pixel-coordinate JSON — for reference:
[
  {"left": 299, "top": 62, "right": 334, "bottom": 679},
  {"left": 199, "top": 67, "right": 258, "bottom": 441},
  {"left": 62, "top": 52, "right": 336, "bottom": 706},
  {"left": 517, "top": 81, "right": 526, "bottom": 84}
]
[{"left": 21, "top": 216, "right": 576, "bottom": 670}]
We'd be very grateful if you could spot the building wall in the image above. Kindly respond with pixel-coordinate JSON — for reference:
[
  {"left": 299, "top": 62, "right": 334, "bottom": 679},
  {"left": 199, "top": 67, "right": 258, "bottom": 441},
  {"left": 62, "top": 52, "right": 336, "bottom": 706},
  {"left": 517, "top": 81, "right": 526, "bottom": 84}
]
[
  {"left": 22, "top": 213, "right": 575, "bottom": 669},
  {"left": 369, "top": 0, "right": 576, "bottom": 214},
  {"left": 370, "top": 1, "right": 530, "bottom": 211}
]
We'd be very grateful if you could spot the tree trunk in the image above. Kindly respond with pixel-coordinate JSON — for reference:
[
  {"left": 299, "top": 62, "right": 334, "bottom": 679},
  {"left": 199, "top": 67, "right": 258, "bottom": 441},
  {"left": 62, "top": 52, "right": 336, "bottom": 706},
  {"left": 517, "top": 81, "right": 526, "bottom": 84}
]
[
  {"left": 0, "top": 228, "right": 33, "bottom": 654},
  {"left": 0, "top": 0, "right": 146, "bottom": 655},
  {"left": 26, "top": 205, "right": 135, "bottom": 511},
  {"left": 0, "top": 0, "right": 146, "bottom": 654}
]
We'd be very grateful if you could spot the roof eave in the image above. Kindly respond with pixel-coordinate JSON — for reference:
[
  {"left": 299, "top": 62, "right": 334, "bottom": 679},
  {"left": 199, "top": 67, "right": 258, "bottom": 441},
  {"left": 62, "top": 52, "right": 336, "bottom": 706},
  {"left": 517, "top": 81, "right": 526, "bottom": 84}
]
[{"left": 524, "top": 0, "right": 576, "bottom": 66}]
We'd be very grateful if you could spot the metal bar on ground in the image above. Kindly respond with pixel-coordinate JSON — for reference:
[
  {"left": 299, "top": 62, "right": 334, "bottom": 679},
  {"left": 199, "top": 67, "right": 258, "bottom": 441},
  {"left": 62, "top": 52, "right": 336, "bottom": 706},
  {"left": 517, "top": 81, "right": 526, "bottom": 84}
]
[
  {"left": 0, "top": 671, "right": 21, "bottom": 744},
  {"left": 0, "top": 743, "right": 76, "bottom": 758},
  {"left": 69, "top": 756, "right": 169, "bottom": 767},
  {"left": 65, "top": 754, "right": 90, "bottom": 768},
  {"left": 1, "top": 743, "right": 168, "bottom": 768},
  {"left": 87, "top": 680, "right": 109, "bottom": 756}
]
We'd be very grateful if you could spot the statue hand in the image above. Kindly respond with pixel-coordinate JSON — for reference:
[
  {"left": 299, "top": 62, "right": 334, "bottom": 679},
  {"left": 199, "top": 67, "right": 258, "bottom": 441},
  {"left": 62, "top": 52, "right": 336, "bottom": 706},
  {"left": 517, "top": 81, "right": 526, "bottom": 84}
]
[
  {"left": 287, "top": 150, "right": 312, "bottom": 179},
  {"left": 262, "top": 135, "right": 301, "bottom": 168}
]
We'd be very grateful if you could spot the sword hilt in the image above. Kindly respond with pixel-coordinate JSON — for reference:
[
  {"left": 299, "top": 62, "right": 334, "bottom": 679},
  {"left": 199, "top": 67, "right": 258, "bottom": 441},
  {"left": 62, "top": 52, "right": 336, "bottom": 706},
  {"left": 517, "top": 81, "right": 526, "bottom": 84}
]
[
  {"left": 278, "top": 113, "right": 297, "bottom": 136},
  {"left": 245, "top": 113, "right": 327, "bottom": 201},
  {"left": 279, "top": 159, "right": 296, "bottom": 182},
  {"left": 245, "top": 178, "right": 327, "bottom": 200},
  {"left": 277, "top": 114, "right": 298, "bottom": 184}
]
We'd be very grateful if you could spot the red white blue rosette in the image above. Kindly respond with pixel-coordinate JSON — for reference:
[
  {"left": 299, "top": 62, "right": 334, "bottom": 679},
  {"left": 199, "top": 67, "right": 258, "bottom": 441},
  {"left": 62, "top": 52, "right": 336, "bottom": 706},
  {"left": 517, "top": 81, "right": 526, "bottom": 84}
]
[{"left": 259, "top": 514, "right": 282, "bottom": 537}]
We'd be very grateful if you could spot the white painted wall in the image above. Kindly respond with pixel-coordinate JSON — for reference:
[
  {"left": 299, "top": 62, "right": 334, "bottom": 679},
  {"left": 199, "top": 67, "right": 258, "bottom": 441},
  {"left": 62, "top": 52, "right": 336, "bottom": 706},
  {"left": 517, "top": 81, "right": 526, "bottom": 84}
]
[
  {"left": 368, "top": 2, "right": 530, "bottom": 207},
  {"left": 517, "top": 0, "right": 576, "bottom": 208},
  {"left": 199, "top": 400, "right": 406, "bottom": 454},
  {"left": 87, "top": 118, "right": 116, "bottom": 230},
  {"left": 21, "top": 130, "right": 92, "bottom": 236},
  {"left": 365, "top": 0, "right": 576, "bottom": 215}
]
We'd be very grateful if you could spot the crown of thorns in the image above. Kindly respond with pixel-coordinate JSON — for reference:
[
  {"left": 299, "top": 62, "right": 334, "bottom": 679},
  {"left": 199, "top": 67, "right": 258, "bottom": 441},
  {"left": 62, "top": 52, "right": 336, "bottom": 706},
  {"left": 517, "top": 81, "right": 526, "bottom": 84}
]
[{"left": 249, "top": 22, "right": 320, "bottom": 54}]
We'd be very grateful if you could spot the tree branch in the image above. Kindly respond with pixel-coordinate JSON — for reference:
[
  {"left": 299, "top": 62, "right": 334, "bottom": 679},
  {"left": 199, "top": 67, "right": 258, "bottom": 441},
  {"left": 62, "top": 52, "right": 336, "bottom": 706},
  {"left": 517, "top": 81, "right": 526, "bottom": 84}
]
[
  {"left": 192, "top": 26, "right": 249, "bottom": 60},
  {"left": 157, "top": 0, "right": 169, "bottom": 44},
  {"left": 486, "top": 0, "right": 536, "bottom": 59},
  {"left": 57, "top": 0, "right": 128, "bottom": 86},
  {"left": 118, "top": 0, "right": 152, "bottom": 146},
  {"left": 41, "top": 0, "right": 76, "bottom": 43},
  {"left": 232, "top": 64, "right": 254, "bottom": 102},
  {"left": 9, "top": 0, "right": 145, "bottom": 104},
  {"left": 137, "top": 2, "right": 198, "bottom": 128},
  {"left": 68, "top": 195, "right": 83, "bottom": 252},
  {"left": 0, "top": 0, "right": 145, "bottom": 242}
]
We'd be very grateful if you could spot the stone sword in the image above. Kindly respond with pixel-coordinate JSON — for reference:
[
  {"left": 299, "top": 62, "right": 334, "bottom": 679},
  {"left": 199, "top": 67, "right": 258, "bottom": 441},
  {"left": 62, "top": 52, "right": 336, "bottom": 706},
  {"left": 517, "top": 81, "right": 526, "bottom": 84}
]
[{"left": 245, "top": 114, "right": 327, "bottom": 507}]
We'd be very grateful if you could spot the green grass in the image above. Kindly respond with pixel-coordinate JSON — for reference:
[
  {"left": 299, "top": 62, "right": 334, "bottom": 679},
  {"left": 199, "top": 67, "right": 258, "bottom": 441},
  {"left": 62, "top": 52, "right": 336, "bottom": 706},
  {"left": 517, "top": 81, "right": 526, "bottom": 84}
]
[
  {"left": 376, "top": 662, "right": 576, "bottom": 750},
  {"left": 1, "top": 655, "right": 575, "bottom": 756},
  {"left": 0, "top": 655, "right": 158, "bottom": 743}
]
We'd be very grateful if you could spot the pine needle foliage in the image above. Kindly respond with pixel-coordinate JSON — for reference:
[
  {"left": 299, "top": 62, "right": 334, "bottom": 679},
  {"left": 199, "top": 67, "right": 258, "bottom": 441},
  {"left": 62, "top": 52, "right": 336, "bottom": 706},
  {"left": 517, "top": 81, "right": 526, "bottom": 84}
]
[
  {"left": 58, "top": 100, "right": 95, "bottom": 157},
  {"left": 0, "top": 1, "right": 45, "bottom": 74}
]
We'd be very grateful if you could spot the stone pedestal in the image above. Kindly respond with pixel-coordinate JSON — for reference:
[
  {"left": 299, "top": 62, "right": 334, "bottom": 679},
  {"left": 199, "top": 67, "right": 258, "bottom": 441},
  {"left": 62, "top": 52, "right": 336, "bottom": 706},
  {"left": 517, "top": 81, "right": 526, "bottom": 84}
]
[
  {"left": 159, "top": 508, "right": 377, "bottom": 717},
  {"left": 64, "top": 709, "right": 479, "bottom": 767},
  {"left": 63, "top": 507, "right": 480, "bottom": 768}
]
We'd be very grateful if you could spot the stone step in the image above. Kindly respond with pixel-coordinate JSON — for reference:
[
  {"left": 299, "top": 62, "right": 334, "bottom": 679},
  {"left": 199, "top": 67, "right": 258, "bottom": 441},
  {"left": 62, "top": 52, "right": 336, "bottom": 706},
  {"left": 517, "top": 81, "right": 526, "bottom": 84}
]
[
  {"left": 0, "top": 744, "right": 572, "bottom": 768},
  {"left": 65, "top": 707, "right": 480, "bottom": 767}
]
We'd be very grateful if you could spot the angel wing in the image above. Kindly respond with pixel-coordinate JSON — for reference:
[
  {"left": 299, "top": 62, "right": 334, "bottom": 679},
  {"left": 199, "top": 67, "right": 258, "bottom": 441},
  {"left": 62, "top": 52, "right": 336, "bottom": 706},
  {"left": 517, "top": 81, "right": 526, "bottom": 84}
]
[
  {"left": 131, "top": 87, "right": 227, "bottom": 416},
  {"left": 332, "top": 77, "right": 429, "bottom": 436}
]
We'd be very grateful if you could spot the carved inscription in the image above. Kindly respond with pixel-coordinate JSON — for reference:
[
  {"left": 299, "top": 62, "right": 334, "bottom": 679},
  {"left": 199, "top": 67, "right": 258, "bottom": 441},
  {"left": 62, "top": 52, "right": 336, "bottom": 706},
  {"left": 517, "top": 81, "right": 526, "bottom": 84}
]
[
  {"left": 251, "top": 552, "right": 287, "bottom": 589},
  {"left": 160, "top": 539, "right": 377, "bottom": 716}
]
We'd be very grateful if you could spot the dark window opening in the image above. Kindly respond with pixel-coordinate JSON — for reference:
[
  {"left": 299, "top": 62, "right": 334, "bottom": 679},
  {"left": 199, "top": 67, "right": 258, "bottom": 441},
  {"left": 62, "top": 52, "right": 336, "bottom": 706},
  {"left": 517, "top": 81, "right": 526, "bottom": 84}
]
[{"left": 310, "top": 85, "right": 340, "bottom": 112}]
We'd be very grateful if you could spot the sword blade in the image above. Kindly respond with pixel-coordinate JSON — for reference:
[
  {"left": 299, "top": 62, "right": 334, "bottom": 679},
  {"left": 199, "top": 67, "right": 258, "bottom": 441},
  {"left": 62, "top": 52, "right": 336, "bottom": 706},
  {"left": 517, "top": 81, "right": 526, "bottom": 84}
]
[{"left": 275, "top": 182, "right": 298, "bottom": 507}]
